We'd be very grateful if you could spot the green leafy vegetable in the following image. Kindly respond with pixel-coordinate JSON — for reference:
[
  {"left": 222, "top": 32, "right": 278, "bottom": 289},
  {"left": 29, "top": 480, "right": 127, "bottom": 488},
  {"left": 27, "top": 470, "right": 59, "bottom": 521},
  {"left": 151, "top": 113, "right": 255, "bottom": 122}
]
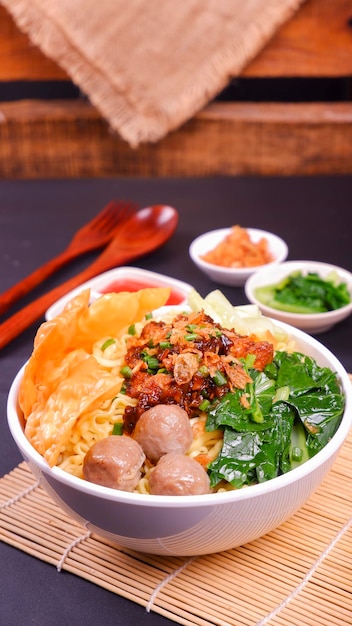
[
  {"left": 206, "top": 351, "right": 344, "bottom": 489},
  {"left": 254, "top": 271, "right": 351, "bottom": 314}
]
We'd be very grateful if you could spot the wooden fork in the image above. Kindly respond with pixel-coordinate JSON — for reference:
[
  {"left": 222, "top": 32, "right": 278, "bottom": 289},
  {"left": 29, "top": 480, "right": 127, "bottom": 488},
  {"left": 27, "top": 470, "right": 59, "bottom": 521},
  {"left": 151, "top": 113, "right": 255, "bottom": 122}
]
[
  {"left": 0, "top": 200, "right": 135, "bottom": 316},
  {"left": 0, "top": 205, "right": 178, "bottom": 351}
]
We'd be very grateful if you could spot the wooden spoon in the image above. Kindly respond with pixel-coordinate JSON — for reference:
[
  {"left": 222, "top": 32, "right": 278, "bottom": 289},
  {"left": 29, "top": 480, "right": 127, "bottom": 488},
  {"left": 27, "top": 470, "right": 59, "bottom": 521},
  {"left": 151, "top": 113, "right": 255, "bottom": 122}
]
[
  {"left": 0, "top": 200, "right": 135, "bottom": 316},
  {"left": 0, "top": 205, "right": 178, "bottom": 350}
]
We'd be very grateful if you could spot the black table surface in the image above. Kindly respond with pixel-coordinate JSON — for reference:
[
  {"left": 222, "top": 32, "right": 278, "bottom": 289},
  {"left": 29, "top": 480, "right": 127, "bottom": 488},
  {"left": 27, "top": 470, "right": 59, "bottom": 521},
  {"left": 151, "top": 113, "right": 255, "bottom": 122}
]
[{"left": 1, "top": 176, "right": 351, "bottom": 625}]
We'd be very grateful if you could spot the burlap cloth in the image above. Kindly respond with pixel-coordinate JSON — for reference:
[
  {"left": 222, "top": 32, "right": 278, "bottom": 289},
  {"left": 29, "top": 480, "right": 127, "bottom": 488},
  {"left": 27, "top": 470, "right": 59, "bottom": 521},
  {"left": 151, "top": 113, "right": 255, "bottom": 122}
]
[{"left": 1, "top": 0, "right": 305, "bottom": 146}]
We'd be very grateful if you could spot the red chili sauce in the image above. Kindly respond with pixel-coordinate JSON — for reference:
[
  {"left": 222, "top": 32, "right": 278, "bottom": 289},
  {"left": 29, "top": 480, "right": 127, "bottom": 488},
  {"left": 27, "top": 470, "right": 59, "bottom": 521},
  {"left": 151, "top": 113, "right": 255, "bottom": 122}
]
[{"left": 100, "top": 279, "right": 186, "bottom": 305}]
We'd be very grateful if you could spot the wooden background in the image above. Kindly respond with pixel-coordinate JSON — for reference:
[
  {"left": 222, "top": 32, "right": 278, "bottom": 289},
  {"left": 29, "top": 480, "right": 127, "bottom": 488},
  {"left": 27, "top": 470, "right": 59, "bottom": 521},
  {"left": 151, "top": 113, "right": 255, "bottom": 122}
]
[{"left": 0, "top": 0, "right": 352, "bottom": 178}]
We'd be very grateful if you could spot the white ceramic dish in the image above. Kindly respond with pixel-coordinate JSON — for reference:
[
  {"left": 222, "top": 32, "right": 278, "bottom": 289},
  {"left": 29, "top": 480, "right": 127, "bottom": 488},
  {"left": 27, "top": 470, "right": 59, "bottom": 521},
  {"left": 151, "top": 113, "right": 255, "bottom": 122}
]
[
  {"left": 46, "top": 266, "right": 193, "bottom": 320},
  {"left": 189, "top": 227, "right": 288, "bottom": 287},
  {"left": 7, "top": 317, "right": 352, "bottom": 556},
  {"left": 245, "top": 260, "right": 352, "bottom": 335}
]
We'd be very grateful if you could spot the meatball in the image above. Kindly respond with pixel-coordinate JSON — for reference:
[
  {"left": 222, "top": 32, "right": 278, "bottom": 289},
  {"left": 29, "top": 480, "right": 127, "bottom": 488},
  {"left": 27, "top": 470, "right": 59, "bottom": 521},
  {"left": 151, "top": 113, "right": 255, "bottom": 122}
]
[
  {"left": 83, "top": 435, "right": 145, "bottom": 492},
  {"left": 149, "top": 453, "right": 211, "bottom": 496},
  {"left": 133, "top": 404, "right": 193, "bottom": 462}
]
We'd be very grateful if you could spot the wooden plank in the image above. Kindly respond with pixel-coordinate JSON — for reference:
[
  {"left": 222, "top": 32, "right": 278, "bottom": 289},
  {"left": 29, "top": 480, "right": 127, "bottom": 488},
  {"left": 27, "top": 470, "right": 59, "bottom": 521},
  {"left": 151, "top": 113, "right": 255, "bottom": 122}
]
[
  {"left": 244, "top": 0, "right": 352, "bottom": 77},
  {"left": 0, "top": 99, "right": 351, "bottom": 178},
  {"left": 0, "top": 6, "right": 67, "bottom": 80},
  {"left": 1, "top": 0, "right": 352, "bottom": 82}
]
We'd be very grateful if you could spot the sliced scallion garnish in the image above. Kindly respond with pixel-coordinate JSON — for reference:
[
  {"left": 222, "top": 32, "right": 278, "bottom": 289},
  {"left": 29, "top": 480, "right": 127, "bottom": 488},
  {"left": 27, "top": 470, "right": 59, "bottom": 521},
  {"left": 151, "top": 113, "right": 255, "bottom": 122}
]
[
  {"left": 101, "top": 337, "right": 116, "bottom": 351},
  {"left": 112, "top": 422, "right": 124, "bottom": 435},
  {"left": 184, "top": 333, "right": 198, "bottom": 341},
  {"left": 199, "top": 399, "right": 210, "bottom": 411},
  {"left": 120, "top": 365, "right": 133, "bottom": 378},
  {"left": 159, "top": 341, "right": 172, "bottom": 349},
  {"left": 212, "top": 369, "right": 227, "bottom": 386}
]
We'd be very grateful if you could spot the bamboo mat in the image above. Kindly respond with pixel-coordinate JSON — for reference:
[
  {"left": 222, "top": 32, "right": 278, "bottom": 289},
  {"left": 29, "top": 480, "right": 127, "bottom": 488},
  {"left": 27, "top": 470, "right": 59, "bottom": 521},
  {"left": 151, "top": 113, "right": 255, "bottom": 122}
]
[{"left": 1, "top": 432, "right": 352, "bottom": 626}]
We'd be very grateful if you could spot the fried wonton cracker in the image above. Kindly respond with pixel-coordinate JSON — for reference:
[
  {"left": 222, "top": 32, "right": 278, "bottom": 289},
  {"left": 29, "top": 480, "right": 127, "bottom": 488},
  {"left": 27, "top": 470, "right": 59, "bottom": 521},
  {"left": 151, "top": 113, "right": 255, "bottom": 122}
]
[
  {"left": 25, "top": 353, "right": 123, "bottom": 467},
  {"left": 77, "top": 287, "right": 171, "bottom": 350},
  {"left": 19, "top": 287, "right": 170, "bottom": 465}
]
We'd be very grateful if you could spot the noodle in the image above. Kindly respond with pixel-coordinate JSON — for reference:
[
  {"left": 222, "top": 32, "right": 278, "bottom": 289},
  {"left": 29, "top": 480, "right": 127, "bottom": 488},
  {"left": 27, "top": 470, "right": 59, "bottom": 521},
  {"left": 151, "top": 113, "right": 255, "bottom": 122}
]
[{"left": 188, "top": 416, "right": 223, "bottom": 464}]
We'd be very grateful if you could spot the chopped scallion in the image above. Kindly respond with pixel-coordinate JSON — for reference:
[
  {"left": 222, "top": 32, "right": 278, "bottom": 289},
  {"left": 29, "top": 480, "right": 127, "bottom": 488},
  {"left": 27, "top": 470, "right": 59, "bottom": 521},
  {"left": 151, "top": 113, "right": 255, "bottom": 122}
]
[
  {"left": 101, "top": 337, "right": 115, "bottom": 351},
  {"left": 199, "top": 399, "right": 210, "bottom": 411},
  {"left": 212, "top": 369, "right": 227, "bottom": 386},
  {"left": 120, "top": 365, "right": 133, "bottom": 378},
  {"left": 112, "top": 422, "right": 124, "bottom": 435},
  {"left": 198, "top": 365, "right": 209, "bottom": 377},
  {"left": 159, "top": 341, "right": 172, "bottom": 349},
  {"left": 143, "top": 355, "right": 159, "bottom": 370},
  {"left": 184, "top": 333, "right": 198, "bottom": 341}
]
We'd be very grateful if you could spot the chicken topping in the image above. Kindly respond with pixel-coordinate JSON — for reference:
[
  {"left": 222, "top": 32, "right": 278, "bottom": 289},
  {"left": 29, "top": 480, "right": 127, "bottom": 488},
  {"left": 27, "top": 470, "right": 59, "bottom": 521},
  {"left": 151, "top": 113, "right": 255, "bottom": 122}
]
[{"left": 122, "top": 310, "right": 274, "bottom": 434}]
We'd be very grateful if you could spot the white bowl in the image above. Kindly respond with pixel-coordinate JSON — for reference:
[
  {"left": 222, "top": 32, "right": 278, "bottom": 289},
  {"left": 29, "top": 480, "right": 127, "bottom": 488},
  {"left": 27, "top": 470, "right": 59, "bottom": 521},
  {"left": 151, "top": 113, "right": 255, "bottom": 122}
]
[
  {"left": 245, "top": 260, "right": 352, "bottom": 335},
  {"left": 7, "top": 319, "right": 352, "bottom": 556},
  {"left": 189, "top": 228, "right": 288, "bottom": 287},
  {"left": 46, "top": 266, "right": 193, "bottom": 320}
]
